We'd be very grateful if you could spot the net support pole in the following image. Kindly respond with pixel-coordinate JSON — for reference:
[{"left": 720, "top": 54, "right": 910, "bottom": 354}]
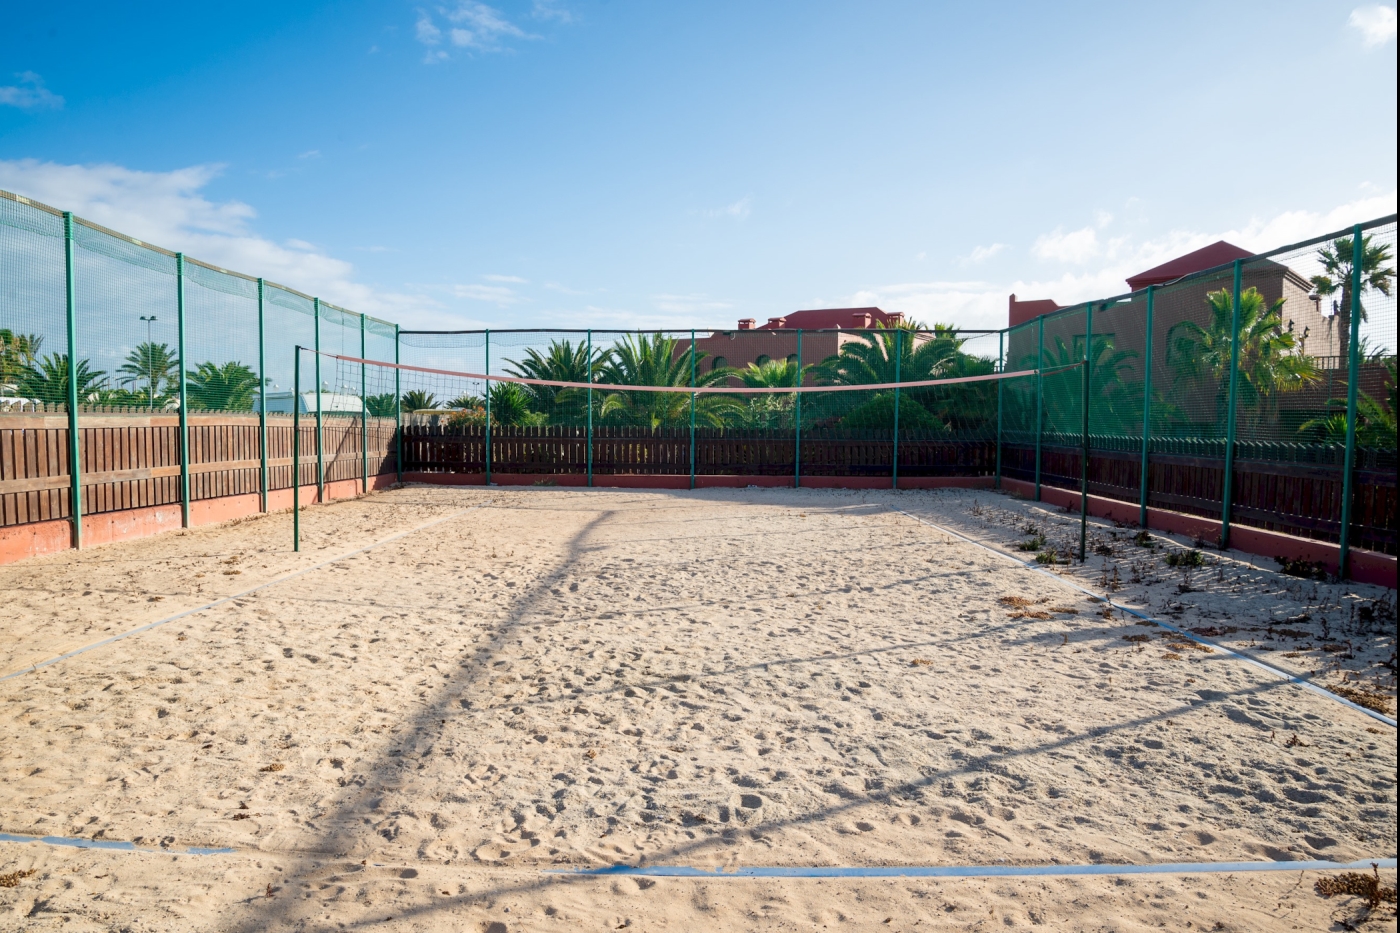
[
  {"left": 1034, "top": 315, "right": 1044, "bottom": 501},
  {"left": 61, "top": 212, "right": 82, "bottom": 549},
  {"left": 1219, "top": 260, "right": 1243, "bottom": 550},
  {"left": 257, "top": 278, "right": 268, "bottom": 513},
  {"left": 1337, "top": 225, "right": 1364, "bottom": 579},
  {"left": 313, "top": 298, "right": 324, "bottom": 504},
  {"left": 176, "top": 253, "right": 191, "bottom": 529},
  {"left": 293, "top": 346, "right": 301, "bottom": 552},
  {"left": 794, "top": 329, "right": 802, "bottom": 489},
  {"left": 484, "top": 329, "right": 492, "bottom": 485},
  {"left": 1079, "top": 304, "right": 1092, "bottom": 562},
  {"left": 394, "top": 324, "right": 402, "bottom": 483},
  {"left": 359, "top": 314, "right": 368, "bottom": 494},
  {"left": 689, "top": 329, "right": 697, "bottom": 491},
  {"left": 994, "top": 329, "right": 1003, "bottom": 490},
  {"left": 1138, "top": 285, "right": 1154, "bottom": 527},
  {"left": 586, "top": 329, "right": 593, "bottom": 487},
  {"left": 891, "top": 329, "right": 902, "bottom": 490}
]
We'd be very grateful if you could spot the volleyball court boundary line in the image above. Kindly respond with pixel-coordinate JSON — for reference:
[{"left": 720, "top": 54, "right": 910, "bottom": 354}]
[
  {"left": 889, "top": 506, "right": 1398, "bottom": 728},
  {"left": 0, "top": 501, "right": 491, "bottom": 684},
  {"left": 318, "top": 350, "right": 1080, "bottom": 395}
]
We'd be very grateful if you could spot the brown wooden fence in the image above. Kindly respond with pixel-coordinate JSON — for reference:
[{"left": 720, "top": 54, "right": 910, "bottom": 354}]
[{"left": 0, "top": 412, "right": 397, "bottom": 527}]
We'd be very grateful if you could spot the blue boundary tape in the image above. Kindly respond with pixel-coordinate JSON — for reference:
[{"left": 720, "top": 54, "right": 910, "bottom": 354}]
[
  {"left": 0, "top": 501, "right": 489, "bottom": 684},
  {"left": 0, "top": 831, "right": 234, "bottom": 856},
  {"left": 549, "top": 858, "right": 1398, "bottom": 879},
  {"left": 889, "top": 506, "right": 1398, "bottom": 729}
]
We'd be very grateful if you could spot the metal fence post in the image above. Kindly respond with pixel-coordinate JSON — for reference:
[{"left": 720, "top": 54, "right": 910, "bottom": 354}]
[
  {"left": 892, "top": 328, "right": 902, "bottom": 489},
  {"left": 689, "top": 329, "right": 697, "bottom": 490},
  {"left": 484, "top": 329, "right": 492, "bottom": 485},
  {"left": 359, "top": 314, "right": 368, "bottom": 495},
  {"left": 995, "top": 329, "right": 1003, "bottom": 490},
  {"left": 1138, "top": 285, "right": 1154, "bottom": 527},
  {"left": 794, "top": 328, "right": 802, "bottom": 489},
  {"left": 313, "top": 297, "right": 324, "bottom": 503},
  {"left": 1338, "top": 225, "right": 1364, "bottom": 578},
  {"left": 61, "top": 212, "right": 82, "bottom": 549},
  {"left": 1034, "top": 315, "right": 1044, "bottom": 500},
  {"left": 1219, "top": 260, "right": 1243, "bottom": 550},
  {"left": 293, "top": 346, "right": 301, "bottom": 552},
  {"left": 176, "top": 253, "right": 191, "bottom": 528},
  {"left": 257, "top": 278, "right": 268, "bottom": 513},
  {"left": 586, "top": 329, "right": 593, "bottom": 487},
  {"left": 1079, "top": 303, "right": 1092, "bottom": 561},
  {"left": 394, "top": 324, "right": 402, "bottom": 483}
]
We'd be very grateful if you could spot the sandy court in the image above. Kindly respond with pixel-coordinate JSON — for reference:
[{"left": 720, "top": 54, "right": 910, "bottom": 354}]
[{"left": 0, "top": 485, "right": 1395, "bottom": 932}]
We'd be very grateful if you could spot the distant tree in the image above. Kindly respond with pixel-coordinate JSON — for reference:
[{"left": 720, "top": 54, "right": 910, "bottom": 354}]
[
  {"left": 596, "top": 333, "right": 739, "bottom": 429},
  {"left": 504, "top": 339, "right": 601, "bottom": 423},
  {"left": 16, "top": 354, "right": 106, "bottom": 405},
  {"left": 117, "top": 342, "right": 178, "bottom": 408},
  {"left": 1310, "top": 234, "right": 1395, "bottom": 361},
  {"left": 401, "top": 389, "right": 438, "bottom": 411},
  {"left": 488, "top": 382, "right": 547, "bottom": 427},
  {"left": 0, "top": 330, "right": 43, "bottom": 392},
  {"left": 809, "top": 323, "right": 975, "bottom": 430},
  {"left": 185, "top": 361, "right": 260, "bottom": 411},
  {"left": 445, "top": 392, "right": 484, "bottom": 410},
  {"left": 365, "top": 392, "right": 398, "bottom": 417},
  {"left": 1299, "top": 358, "right": 1397, "bottom": 450},
  {"left": 734, "top": 358, "right": 809, "bottom": 429}
]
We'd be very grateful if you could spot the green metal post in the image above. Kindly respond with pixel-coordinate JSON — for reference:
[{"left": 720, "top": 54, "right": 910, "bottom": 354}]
[
  {"left": 394, "top": 325, "right": 402, "bottom": 483},
  {"left": 892, "top": 328, "right": 902, "bottom": 489},
  {"left": 689, "top": 330, "right": 697, "bottom": 490},
  {"left": 586, "top": 329, "right": 593, "bottom": 487},
  {"left": 1079, "top": 304, "right": 1092, "bottom": 561},
  {"left": 176, "top": 253, "right": 191, "bottom": 528},
  {"left": 1034, "top": 315, "right": 1044, "bottom": 500},
  {"left": 257, "top": 279, "right": 268, "bottom": 513},
  {"left": 61, "top": 212, "right": 82, "bottom": 549},
  {"left": 1219, "top": 260, "right": 1243, "bottom": 550},
  {"left": 359, "top": 314, "right": 368, "bottom": 495},
  {"left": 313, "top": 298, "right": 324, "bottom": 503},
  {"left": 1138, "top": 286, "right": 1154, "bottom": 527},
  {"left": 484, "top": 329, "right": 492, "bottom": 485},
  {"left": 794, "top": 329, "right": 803, "bottom": 488},
  {"left": 1337, "top": 225, "right": 1364, "bottom": 579},
  {"left": 995, "top": 329, "right": 1003, "bottom": 490},
  {"left": 293, "top": 347, "right": 301, "bottom": 552}
]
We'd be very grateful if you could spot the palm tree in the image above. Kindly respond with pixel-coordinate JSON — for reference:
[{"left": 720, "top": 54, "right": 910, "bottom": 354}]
[
  {"left": 1022, "top": 334, "right": 1142, "bottom": 436},
  {"left": 809, "top": 324, "right": 965, "bottom": 430},
  {"left": 488, "top": 381, "right": 546, "bottom": 427},
  {"left": 0, "top": 330, "right": 43, "bottom": 394},
  {"left": 1299, "top": 358, "right": 1397, "bottom": 450},
  {"left": 116, "top": 342, "right": 178, "bottom": 410},
  {"left": 1310, "top": 234, "right": 1395, "bottom": 360},
  {"left": 17, "top": 354, "right": 106, "bottom": 405},
  {"left": 1166, "top": 287, "right": 1319, "bottom": 434},
  {"left": 733, "top": 358, "right": 809, "bottom": 429},
  {"left": 503, "top": 339, "right": 600, "bottom": 424},
  {"left": 184, "top": 361, "right": 260, "bottom": 411},
  {"left": 595, "top": 333, "right": 739, "bottom": 429},
  {"left": 401, "top": 389, "right": 438, "bottom": 411},
  {"left": 445, "top": 392, "right": 484, "bottom": 410},
  {"left": 365, "top": 392, "right": 398, "bottom": 417}
]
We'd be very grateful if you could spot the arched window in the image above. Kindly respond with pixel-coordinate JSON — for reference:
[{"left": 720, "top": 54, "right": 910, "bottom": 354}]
[
  {"left": 711, "top": 356, "right": 728, "bottom": 371},
  {"left": 755, "top": 354, "right": 771, "bottom": 366}
]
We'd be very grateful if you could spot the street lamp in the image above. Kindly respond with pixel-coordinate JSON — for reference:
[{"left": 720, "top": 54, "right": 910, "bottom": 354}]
[{"left": 139, "top": 315, "right": 157, "bottom": 410}]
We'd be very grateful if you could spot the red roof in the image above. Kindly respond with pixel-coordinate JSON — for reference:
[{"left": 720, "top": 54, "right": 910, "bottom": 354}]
[
  {"left": 754, "top": 307, "right": 902, "bottom": 330},
  {"left": 1126, "top": 241, "right": 1253, "bottom": 291}
]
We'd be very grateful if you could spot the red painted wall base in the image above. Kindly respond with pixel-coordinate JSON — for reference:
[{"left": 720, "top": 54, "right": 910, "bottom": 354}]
[{"left": 401, "top": 471, "right": 995, "bottom": 491}]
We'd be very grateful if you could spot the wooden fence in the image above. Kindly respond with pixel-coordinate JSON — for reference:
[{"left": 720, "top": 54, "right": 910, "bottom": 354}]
[
  {"left": 2, "top": 414, "right": 1393, "bottom": 556},
  {"left": 0, "top": 411, "right": 397, "bottom": 528}
]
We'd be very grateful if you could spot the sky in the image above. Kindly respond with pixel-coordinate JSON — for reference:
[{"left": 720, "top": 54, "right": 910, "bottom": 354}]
[{"left": 1, "top": 0, "right": 1396, "bottom": 333}]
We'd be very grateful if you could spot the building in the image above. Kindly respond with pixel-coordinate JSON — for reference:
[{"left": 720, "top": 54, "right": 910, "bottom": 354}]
[{"left": 690, "top": 308, "right": 908, "bottom": 383}]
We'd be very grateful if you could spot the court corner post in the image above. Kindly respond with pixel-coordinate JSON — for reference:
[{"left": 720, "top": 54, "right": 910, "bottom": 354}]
[
  {"left": 61, "top": 211, "right": 83, "bottom": 549},
  {"left": 586, "top": 329, "right": 593, "bottom": 487},
  {"left": 1138, "top": 285, "right": 1154, "bottom": 527},
  {"left": 394, "top": 324, "right": 402, "bottom": 484},
  {"left": 257, "top": 278, "right": 269, "bottom": 513},
  {"left": 293, "top": 346, "right": 301, "bottom": 552},
  {"left": 1034, "top": 314, "right": 1044, "bottom": 501},
  {"left": 359, "top": 313, "right": 368, "bottom": 495},
  {"left": 794, "top": 328, "right": 803, "bottom": 488},
  {"left": 689, "top": 329, "right": 697, "bottom": 491},
  {"left": 313, "top": 297, "right": 325, "bottom": 504},
  {"left": 484, "top": 329, "right": 492, "bottom": 485},
  {"left": 994, "top": 328, "right": 1003, "bottom": 490},
  {"left": 176, "top": 252, "right": 191, "bottom": 529},
  {"left": 1219, "top": 260, "right": 1243, "bottom": 550},
  {"left": 1079, "top": 303, "right": 1092, "bottom": 561},
  {"left": 1337, "top": 224, "right": 1364, "bottom": 579},
  {"left": 892, "top": 328, "right": 902, "bottom": 490}
]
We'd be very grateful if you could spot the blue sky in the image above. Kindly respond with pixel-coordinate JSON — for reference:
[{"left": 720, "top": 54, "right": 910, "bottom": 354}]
[{"left": 2, "top": 1, "right": 1396, "bottom": 331}]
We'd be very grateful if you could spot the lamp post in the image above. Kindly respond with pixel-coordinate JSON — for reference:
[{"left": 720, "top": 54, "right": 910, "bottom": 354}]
[{"left": 139, "top": 315, "right": 157, "bottom": 409}]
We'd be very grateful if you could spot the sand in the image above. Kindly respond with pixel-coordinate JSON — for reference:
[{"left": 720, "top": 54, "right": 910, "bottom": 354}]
[{"left": 0, "top": 485, "right": 1395, "bottom": 932}]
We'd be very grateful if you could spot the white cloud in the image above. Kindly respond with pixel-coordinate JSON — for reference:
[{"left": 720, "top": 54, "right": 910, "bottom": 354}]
[
  {"left": 850, "top": 191, "right": 1399, "bottom": 331},
  {"left": 0, "top": 158, "right": 437, "bottom": 324},
  {"left": 483, "top": 273, "right": 527, "bottom": 283},
  {"left": 0, "top": 72, "right": 63, "bottom": 110},
  {"left": 532, "top": 0, "right": 572, "bottom": 22},
  {"left": 1349, "top": 5, "right": 1397, "bottom": 45},
  {"left": 450, "top": 283, "right": 522, "bottom": 304},
  {"left": 651, "top": 294, "right": 734, "bottom": 318},
  {"left": 298, "top": 150, "right": 320, "bottom": 160},
  {"left": 960, "top": 243, "right": 1005, "bottom": 265},
  {"left": 1031, "top": 226, "right": 1099, "bottom": 264},
  {"left": 702, "top": 197, "right": 751, "bottom": 220},
  {"left": 415, "top": 2, "right": 534, "bottom": 58}
]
